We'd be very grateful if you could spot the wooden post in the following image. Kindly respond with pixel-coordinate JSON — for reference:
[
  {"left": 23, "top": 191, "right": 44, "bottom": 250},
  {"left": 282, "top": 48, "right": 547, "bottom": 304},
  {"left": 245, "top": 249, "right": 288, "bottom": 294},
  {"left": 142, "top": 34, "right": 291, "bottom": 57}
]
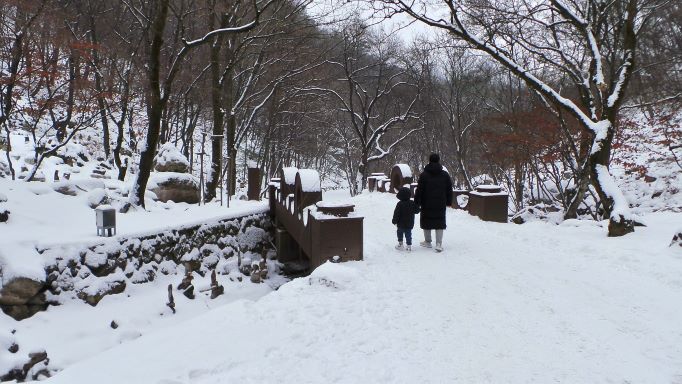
[
  {"left": 197, "top": 133, "right": 206, "bottom": 206},
  {"left": 247, "top": 165, "right": 261, "bottom": 201}
]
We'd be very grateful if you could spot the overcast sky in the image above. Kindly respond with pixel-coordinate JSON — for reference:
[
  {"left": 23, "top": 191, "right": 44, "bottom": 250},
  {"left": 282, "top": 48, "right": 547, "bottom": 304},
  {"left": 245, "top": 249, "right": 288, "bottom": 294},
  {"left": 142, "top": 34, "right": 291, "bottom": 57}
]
[{"left": 306, "top": 0, "right": 438, "bottom": 43}]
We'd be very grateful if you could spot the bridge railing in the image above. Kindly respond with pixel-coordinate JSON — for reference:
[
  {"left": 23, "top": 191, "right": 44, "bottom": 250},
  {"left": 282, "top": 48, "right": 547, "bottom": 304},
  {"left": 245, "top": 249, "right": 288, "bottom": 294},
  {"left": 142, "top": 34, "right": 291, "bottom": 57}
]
[
  {"left": 369, "top": 163, "right": 509, "bottom": 223},
  {"left": 269, "top": 168, "right": 363, "bottom": 272}
]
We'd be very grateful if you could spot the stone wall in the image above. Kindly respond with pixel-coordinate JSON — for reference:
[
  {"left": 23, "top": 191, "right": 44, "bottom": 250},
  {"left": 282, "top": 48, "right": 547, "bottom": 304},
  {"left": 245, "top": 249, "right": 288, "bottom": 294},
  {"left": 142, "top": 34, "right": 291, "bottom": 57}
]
[{"left": 0, "top": 212, "right": 274, "bottom": 321}]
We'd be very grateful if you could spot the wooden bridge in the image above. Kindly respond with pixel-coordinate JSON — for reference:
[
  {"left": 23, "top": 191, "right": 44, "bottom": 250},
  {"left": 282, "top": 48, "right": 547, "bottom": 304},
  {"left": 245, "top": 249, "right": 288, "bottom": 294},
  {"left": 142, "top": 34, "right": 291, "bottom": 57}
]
[
  {"left": 268, "top": 167, "right": 363, "bottom": 273},
  {"left": 368, "top": 164, "right": 509, "bottom": 223},
  {"left": 266, "top": 163, "right": 508, "bottom": 274}
]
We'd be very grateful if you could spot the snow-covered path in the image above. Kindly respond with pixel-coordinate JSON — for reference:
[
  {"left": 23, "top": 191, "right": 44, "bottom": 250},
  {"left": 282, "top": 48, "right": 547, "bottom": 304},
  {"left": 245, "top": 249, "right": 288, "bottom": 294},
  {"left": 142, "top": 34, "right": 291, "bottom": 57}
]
[{"left": 43, "top": 193, "right": 682, "bottom": 383}]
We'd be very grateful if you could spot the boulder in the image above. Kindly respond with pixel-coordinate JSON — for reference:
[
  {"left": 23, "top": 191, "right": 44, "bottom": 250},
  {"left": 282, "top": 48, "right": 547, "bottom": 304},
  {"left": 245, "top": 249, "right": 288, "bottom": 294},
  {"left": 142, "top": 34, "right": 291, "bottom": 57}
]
[
  {"left": 26, "top": 170, "right": 46, "bottom": 182},
  {"left": 511, "top": 203, "right": 563, "bottom": 225},
  {"left": 607, "top": 216, "right": 635, "bottom": 237},
  {"left": 86, "top": 188, "right": 111, "bottom": 208},
  {"left": 0, "top": 161, "right": 9, "bottom": 177},
  {"left": 0, "top": 277, "right": 47, "bottom": 320},
  {"left": 83, "top": 252, "right": 120, "bottom": 277},
  {"left": 77, "top": 280, "right": 126, "bottom": 306},
  {"left": 0, "top": 350, "right": 49, "bottom": 382},
  {"left": 0, "top": 277, "right": 44, "bottom": 306},
  {"left": 238, "top": 226, "right": 269, "bottom": 253},
  {"left": 1, "top": 293, "right": 48, "bottom": 320},
  {"left": 149, "top": 172, "right": 200, "bottom": 204},
  {"left": 54, "top": 184, "right": 78, "bottom": 196},
  {"left": 154, "top": 143, "right": 190, "bottom": 173},
  {"left": 53, "top": 179, "right": 106, "bottom": 196},
  {"left": 0, "top": 210, "right": 9, "bottom": 223}
]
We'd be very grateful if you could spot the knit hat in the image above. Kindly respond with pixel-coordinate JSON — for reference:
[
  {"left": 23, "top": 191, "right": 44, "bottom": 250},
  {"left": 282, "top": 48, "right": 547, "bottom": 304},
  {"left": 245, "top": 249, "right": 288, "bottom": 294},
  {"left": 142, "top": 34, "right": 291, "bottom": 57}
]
[
  {"left": 396, "top": 186, "right": 412, "bottom": 201},
  {"left": 429, "top": 153, "right": 440, "bottom": 163}
]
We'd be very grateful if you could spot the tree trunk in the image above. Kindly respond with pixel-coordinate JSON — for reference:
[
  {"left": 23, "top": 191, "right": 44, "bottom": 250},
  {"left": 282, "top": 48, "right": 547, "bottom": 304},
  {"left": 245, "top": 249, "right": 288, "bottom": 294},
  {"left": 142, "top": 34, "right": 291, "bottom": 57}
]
[
  {"left": 204, "top": 35, "right": 224, "bottom": 202},
  {"left": 358, "top": 151, "right": 369, "bottom": 194},
  {"left": 113, "top": 119, "right": 127, "bottom": 181},
  {"left": 227, "top": 147, "right": 237, "bottom": 196},
  {"left": 456, "top": 142, "right": 472, "bottom": 189},
  {"left": 94, "top": 72, "right": 110, "bottom": 158},
  {"left": 130, "top": 0, "right": 169, "bottom": 208},
  {"left": 112, "top": 74, "right": 130, "bottom": 181},
  {"left": 1, "top": 27, "right": 26, "bottom": 181},
  {"left": 514, "top": 162, "right": 524, "bottom": 210},
  {"left": 588, "top": 120, "right": 634, "bottom": 236},
  {"left": 564, "top": 151, "right": 591, "bottom": 219},
  {"left": 2, "top": 128, "right": 14, "bottom": 180},
  {"left": 90, "top": 16, "right": 110, "bottom": 158},
  {"left": 225, "top": 67, "right": 237, "bottom": 196}
]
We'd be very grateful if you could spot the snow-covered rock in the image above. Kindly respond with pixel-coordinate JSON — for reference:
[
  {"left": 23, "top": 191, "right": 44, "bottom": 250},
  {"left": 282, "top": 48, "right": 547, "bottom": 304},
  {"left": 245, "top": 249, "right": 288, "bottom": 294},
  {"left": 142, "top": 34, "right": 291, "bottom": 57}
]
[
  {"left": 52, "top": 179, "right": 106, "bottom": 196},
  {"left": 511, "top": 203, "right": 564, "bottom": 225},
  {"left": 148, "top": 172, "right": 200, "bottom": 204},
  {"left": 86, "top": 188, "right": 110, "bottom": 208},
  {"left": 154, "top": 143, "right": 190, "bottom": 173},
  {"left": 0, "top": 161, "right": 10, "bottom": 177},
  {"left": 238, "top": 226, "right": 269, "bottom": 253},
  {"left": 0, "top": 277, "right": 46, "bottom": 320},
  {"left": 0, "top": 210, "right": 8, "bottom": 223},
  {"left": 671, "top": 229, "right": 682, "bottom": 249},
  {"left": 76, "top": 274, "right": 127, "bottom": 307}
]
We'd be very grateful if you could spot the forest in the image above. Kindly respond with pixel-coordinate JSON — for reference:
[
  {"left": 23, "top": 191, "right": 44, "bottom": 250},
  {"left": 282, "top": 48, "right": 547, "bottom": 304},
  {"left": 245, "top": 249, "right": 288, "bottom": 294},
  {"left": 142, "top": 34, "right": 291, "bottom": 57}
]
[
  {"left": 1, "top": 2, "right": 682, "bottom": 382},
  {"left": 1, "top": 0, "right": 681, "bottom": 236}
]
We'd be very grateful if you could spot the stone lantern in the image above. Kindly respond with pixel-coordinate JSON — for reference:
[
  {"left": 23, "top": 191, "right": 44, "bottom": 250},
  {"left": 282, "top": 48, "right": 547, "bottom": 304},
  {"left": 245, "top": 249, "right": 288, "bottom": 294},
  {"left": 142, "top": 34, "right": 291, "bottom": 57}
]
[{"left": 95, "top": 205, "right": 116, "bottom": 237}]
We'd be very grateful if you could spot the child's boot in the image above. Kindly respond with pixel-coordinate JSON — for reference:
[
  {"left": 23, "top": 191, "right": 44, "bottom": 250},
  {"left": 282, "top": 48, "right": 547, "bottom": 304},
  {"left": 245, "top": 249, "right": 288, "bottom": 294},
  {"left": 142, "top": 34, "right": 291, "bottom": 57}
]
[
  {"left": 395, "top": 242, "right": 404, "bottom": 250},
  {"left": 406, "top": 245, "right": 412, "bottom": 252}
]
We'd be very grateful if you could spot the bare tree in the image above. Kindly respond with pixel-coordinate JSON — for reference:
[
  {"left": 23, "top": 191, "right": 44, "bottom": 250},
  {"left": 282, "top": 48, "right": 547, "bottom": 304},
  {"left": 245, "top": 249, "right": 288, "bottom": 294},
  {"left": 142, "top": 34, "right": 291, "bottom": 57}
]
[
  {"left": 0, "top": 0, "right": 48, "bottom": 180},
  {"left": 379, "top": 0, "right": 669, "bottom": 235},
  {"left": 432, "top": 45, "right": 490, "bottom": 189},
  {"left": 308, "top": 24, "right": 424, "bottom": 195},
  {"left": 124, "top": 0, "right": 275, "bottom": 209}
]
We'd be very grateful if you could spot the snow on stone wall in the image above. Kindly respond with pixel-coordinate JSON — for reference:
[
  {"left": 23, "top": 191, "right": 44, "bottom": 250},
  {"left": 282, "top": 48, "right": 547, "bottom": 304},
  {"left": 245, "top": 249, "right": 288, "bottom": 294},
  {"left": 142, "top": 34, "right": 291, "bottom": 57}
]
[{"left": 0, "top": 212, "right": 274, "bottom": 321}]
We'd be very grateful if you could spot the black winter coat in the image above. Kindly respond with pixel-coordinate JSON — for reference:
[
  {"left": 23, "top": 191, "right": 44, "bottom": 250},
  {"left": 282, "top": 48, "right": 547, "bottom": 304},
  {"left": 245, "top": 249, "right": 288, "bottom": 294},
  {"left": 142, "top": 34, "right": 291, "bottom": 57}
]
[
  {"left": 414, "top": 162, "right": 453, "bottom": 230},
  {"left": 392, "top": 187, "right": 419, "bottom": 229}
]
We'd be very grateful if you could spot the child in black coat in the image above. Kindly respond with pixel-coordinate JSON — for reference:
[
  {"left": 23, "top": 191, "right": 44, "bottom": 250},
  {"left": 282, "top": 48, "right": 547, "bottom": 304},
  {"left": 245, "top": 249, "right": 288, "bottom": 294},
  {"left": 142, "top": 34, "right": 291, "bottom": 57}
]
[{"left": 392, "top": 186, "right": 420, "bottom": 251}]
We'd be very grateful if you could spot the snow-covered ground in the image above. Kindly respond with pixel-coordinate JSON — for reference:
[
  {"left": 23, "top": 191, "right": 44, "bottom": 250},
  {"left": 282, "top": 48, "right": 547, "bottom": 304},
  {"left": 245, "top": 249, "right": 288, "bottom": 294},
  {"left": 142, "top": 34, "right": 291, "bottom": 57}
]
[
  {"left": 0, "top": 178, "right": 267, "bottom": 247},
  {"left": 0, "top": 177, "right": 268, "bottom": 282},
  {"left": 33, "top": 191, "right": 682, "bottom": 384},
  {"left": 1, "top": 272, "right": 279, "bottom": 379}
]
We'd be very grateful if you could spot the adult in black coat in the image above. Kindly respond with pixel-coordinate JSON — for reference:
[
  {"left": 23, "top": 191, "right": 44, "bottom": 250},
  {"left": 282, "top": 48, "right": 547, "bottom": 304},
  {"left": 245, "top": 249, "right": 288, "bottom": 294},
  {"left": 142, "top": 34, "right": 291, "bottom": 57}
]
[{"left": 414, "top": 153, "right": 453, "bottom": 251}]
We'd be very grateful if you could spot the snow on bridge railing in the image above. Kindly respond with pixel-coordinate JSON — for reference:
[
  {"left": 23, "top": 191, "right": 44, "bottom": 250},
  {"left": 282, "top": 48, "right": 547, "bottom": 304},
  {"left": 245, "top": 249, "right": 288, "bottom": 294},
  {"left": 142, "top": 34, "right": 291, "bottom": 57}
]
[
  {"left": 269, "top": 168, "right": 363, "bottom": 273},
  {"left": 370, "top": 163, "right": 509, "bottom": 223}
]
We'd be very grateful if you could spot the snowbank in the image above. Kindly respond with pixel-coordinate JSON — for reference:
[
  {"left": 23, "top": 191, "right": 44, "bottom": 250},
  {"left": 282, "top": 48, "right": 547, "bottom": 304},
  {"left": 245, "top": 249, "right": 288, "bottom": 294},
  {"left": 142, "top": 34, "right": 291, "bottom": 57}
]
[{"left": 39, "top": 194, "right": 682, "bottom": 384}]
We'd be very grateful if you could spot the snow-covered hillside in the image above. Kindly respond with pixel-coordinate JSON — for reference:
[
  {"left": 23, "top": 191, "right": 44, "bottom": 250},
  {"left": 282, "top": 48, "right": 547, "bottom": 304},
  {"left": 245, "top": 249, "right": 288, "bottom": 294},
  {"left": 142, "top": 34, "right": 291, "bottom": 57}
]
[
  {"left": 33, "top": 192, "right": 682, "bottom": 384},
  {"left": 612, "top": 111, "right": 682, "bottom": 214}
]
